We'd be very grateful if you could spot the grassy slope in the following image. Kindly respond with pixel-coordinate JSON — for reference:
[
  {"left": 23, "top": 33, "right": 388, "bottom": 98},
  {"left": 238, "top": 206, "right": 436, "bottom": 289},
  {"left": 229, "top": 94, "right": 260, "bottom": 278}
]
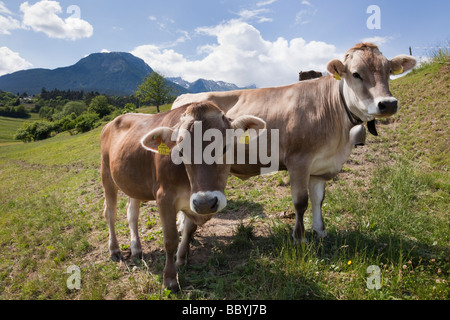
[
  {"left": 0, "top": 113, "right": 39, "bottom": 145},
  {"left": 0, "top": 63, "right": 448, "bottom": 300}
]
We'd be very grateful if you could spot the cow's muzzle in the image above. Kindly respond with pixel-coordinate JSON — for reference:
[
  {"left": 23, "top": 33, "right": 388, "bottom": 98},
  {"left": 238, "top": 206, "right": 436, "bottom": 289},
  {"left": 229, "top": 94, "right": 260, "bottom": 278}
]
[
  {"left": 378, "top": 99, "right": 398, "bottom": 115},
  {"left": 370, "top": 98, "right": 398, "bottom": 117},
  {"left": 190, "top": 191, "right": 227, "bottom": 214}
]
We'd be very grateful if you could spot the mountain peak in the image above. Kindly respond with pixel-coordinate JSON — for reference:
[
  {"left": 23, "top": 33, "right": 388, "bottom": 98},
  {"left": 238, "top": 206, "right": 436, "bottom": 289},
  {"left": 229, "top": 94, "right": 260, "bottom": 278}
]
[{"left": 73, "top": 51, "right": 153, "bottom": 76}]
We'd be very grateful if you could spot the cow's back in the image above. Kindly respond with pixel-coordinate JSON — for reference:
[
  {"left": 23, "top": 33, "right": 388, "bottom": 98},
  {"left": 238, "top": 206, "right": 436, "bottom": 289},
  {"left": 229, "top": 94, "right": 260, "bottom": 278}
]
[{"left": 172, "top": 76, "right": 346, "bottom": 173}]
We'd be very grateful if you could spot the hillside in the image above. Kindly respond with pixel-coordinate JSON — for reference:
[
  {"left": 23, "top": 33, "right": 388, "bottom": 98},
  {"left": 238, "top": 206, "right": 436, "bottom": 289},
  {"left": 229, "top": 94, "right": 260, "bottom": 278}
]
[
  {"left": 0, "top": 58, "right": 448, "bottom": 300},
  {"left": 0, "top": 52, "right": 188, "bottom": 96}
]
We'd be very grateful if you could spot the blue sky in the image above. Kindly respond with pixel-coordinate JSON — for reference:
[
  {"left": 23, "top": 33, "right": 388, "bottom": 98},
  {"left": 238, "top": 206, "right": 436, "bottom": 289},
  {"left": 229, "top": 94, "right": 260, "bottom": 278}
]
[{"left": 0, "top": 0, "right": 449, "bottom": 87}]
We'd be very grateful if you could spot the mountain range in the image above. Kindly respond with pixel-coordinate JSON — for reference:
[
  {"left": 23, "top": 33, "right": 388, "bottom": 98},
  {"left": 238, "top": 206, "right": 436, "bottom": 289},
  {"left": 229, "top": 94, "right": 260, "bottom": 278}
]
[
  {"left": 167, "top": 77, "right": 256, "bottom": 93},
  {"left": 0, "top": 52, "right": 253, "bottom": 96}
]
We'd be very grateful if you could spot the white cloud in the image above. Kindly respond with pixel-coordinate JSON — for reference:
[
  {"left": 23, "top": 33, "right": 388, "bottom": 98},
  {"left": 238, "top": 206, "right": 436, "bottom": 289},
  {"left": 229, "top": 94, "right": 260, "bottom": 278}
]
[
  {"left": 0, "top": 14, "right": 21, "bottom": 35},
  {"left": 295, "top": 1, "right": 317, "bottom": 25},
  {"left": 238, "top": 8, "right": 268, "bottom": 20},
  {"left": 146, "top": 15, "right": 191, "bottom": 49},
  {"left": 256, "top": 0, "right": 277, "bottom": 7},
  {"left": 20, "top": 1, "right": 93, "bottom": 40},
  {"left": 0, "top": 47, "right": 33, "bottom": 76},
  {"left": 235, "top": 7, "right": 273, "bottom": 23},
  {"left": 0, "top": 1, "right": 21, "bottom": 35},
  {"left": 132, "top": 20, "right": 339, "bottom": 88},
  {"left": 0, "top": 1, "right": 12, "bottom": 15}
]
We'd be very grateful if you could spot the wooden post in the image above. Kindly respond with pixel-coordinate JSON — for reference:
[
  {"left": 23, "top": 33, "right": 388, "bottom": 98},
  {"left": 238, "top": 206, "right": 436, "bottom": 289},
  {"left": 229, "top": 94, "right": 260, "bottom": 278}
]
[{"left": 409, "top": 46, "right": 412, "bottom": 56}]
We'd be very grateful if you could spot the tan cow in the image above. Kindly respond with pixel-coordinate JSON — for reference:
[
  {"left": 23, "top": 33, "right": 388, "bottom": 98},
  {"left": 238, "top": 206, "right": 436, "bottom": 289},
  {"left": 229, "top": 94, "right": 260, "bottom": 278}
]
[
  {"left": 100, "top": 101, "right": 265, "bottom": 291},
  {"left": 172, "top": 43, "right": 416, "bottom": 243}
]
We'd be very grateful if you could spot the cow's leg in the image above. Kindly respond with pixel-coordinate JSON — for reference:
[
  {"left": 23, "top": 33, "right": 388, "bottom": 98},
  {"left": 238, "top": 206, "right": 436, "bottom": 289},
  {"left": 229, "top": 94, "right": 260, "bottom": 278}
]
[
  {"left": 176, "top": 214, "right": 197, "bottom": 267},
  {"left": 309, "top": 176, "right": 328, "bottom": 239},
  {"left": 288, "top": 168, "right": 310, "bottom": 244},
  {"left": 157, "top": 197, "right": 180, "bottom": 291},
  {"left": 102, "top": 177, "right": 121, "bottom": 261},
  {"left": 126, "top": 198, "right": 142, "bottom": 260}
]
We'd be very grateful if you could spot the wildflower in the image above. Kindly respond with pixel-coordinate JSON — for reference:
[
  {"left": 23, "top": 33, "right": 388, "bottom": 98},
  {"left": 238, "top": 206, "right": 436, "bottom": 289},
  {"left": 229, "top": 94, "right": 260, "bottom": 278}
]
[{"left": 347, "top": 260, "right": 352, "bottom": 265}]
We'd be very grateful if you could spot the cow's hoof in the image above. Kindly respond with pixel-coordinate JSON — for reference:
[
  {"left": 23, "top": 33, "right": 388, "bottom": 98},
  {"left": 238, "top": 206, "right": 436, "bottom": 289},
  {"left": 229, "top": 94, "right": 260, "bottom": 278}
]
[
  {"left": 110, "top": 251, "right": 124, "bottom": 262},
  {"left": 131, "top": 250, "right": 143, "bottom": 263},
  {"left": 314, "top": 229, "right": 328, "bottom": 239},
  {"left": 176, "top": 258, "right": 187, "bottom": 268},
  {"left": 293, "top": 236, "right": 308, "bottom": 245},
  {"left": 163, "top": 279, "right": 180, "bottom": 293}
]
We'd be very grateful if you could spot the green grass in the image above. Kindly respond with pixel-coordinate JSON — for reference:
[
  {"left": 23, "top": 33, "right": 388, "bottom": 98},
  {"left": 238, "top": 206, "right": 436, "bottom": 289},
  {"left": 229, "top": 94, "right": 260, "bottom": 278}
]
[
  {"left": 0, "top": 61, "right": 448, "bottom": 300},
  {"left": 176, "top": 160, "right": 448, "bottom": 300},
  {"left": 0, "top": 116, "right": 28, "bottom": 144}
]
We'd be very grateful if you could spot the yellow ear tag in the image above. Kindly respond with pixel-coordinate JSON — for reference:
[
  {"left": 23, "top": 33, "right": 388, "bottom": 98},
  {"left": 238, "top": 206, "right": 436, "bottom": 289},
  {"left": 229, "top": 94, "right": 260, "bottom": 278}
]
[
  {"left": 334, "top": 71, "right": 341, "bottom": 80},
  {"left": 239, "top": 130, "right": 250, "bottom": 144},
  {"left": 157, "top": 142, "right": 170, "bottom": 155},
  {"left": 393, "top": 66, "right": 403, "bottom": 75}
]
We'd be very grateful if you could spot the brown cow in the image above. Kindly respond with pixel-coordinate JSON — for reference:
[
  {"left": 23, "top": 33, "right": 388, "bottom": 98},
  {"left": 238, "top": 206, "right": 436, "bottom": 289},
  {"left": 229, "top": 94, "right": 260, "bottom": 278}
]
[
  {"left": 100, "top": 101, "right": 265, "bottom": 291},
  {"left": 172, "top": 43, "right": 416, "bottom": 243}
]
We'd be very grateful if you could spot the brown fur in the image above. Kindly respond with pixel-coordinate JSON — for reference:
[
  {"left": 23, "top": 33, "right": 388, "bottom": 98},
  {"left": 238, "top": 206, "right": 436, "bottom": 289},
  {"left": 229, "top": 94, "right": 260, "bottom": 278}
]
[{"left": 100, "top": 101, "right": 266, "bottom": 291}]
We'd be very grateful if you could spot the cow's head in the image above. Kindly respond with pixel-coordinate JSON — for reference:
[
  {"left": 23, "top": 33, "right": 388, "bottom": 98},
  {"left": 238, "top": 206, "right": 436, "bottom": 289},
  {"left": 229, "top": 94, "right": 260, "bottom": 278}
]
[
  {"left": 327, "top": 43, "right": 416, "bottom": 121},
  {"left": 141, "top": 101, "right": 266, "bottom": 215}
]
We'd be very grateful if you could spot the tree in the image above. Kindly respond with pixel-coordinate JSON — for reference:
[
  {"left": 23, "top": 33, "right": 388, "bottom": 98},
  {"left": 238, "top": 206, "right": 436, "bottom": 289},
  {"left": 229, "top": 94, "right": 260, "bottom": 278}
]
[{"left": 136, "top": 72, "right": 172, "bottom": 113}]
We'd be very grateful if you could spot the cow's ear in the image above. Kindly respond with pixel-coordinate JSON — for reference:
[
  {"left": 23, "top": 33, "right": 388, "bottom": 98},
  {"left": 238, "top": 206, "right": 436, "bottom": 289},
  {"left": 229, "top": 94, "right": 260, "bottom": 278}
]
[
  {"left": 231, "top": 115, "right": 266, "bottom": 144},
  {"left": 390, "top": 55, "right": 416, "bottom": 75},
  {"left": 140, "top": 127, "right": 175, "bottom": 153},
  {"left": 231, "top": 115, "right": 266, "bottom": 131},
  {"left": 327, "top": 59, "right": 345, "bottom": 80}
]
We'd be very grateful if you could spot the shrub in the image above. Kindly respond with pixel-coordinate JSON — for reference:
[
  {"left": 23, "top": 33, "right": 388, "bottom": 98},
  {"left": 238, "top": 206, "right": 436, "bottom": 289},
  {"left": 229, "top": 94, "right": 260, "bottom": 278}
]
[
  {"left": 54, "top": 113, "right": 78, "bottom": 132},
  {"left": 15, "top": 120, "right": 58, "bottom": 142},
  {"left": 73, "top": 113, "right": 100, "bottom": 133}
]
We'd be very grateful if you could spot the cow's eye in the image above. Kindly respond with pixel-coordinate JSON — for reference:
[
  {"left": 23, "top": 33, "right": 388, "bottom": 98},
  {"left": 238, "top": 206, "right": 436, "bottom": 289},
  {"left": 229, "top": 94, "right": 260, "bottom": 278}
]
[{"left": 353, "top": 72, "right": 363, "bottom": 81}]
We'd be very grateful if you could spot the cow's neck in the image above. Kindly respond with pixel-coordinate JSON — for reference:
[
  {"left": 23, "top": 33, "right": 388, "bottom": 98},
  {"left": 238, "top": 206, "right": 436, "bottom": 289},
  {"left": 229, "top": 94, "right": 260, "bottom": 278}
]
[
  {"left": 338, "top": 80, "right": 378, "bottom": 136},
  {"left": 339, "top": 80, "right": 363, "bottom": 126}
]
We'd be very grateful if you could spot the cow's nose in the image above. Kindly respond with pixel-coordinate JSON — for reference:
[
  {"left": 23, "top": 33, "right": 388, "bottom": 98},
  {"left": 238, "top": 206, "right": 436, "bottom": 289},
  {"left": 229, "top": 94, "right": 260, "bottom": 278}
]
[
  {"left": 378, "top": 99, "right": 398, "bottom": 115},
  {"left": 192, "top": 196, "right": 218, "bottom": 214}
]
